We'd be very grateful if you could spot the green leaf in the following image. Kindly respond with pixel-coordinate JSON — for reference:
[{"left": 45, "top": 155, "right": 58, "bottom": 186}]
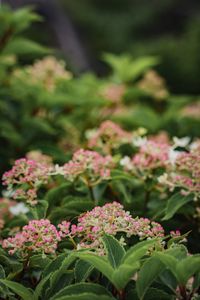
[
  {"left": 103, "top": 53, "right": 159, "bottom": 82},
  {"left": 112, "top": 239, "right": 156, "bottom": 290},
  {"left": 143, "top": 288, "right": 174, "bottom": 300},
  {"left": 153, "top": 252, "right": 178, "bottom": 280},
  {"left": 193, "top": 272, "right": 200, "bottom": 291},
  {"left": 43, "top": 254, "right": 76, "bottom": 299},
  {"left": 3, "top": 38, "right": 50, "bottom": 56},
  {"left": 29, "top": 254, "right": 51, "bottom": 269},
  {"left": 165, "top": 245, "right": 188, "bottom": 260},
  {"left": 76, "top": 252, "right": 114, "bottom": 284},
  {"left": 49, "top": 283, "right": 114, "bottom": 300},
  {"left": 35, "top": 200, "right": 49, "bottom": 219},
  {"left": 103, "top": 235, "right": 125, "bottom": 268},
  {"left": 74, "top": 260, "right": 94, "bottom": 282},
  {"left": 111, "top": 170, "right": 133, "bottom": 182},
  {"left": 162, "top": 193, "right": 193, "bottom": 220},
  {"left": 0, "top": 265, "right": 5, "bottom": 279},
  {"left": 35, "top": 253, "right": 72, "bottom": 299},
  {"left": 159, "top": 270, "right": 177, "bottom": 294},
  {"left": 176, "top": 255, "right": 200, "bottom": 285},
  {"left": 0, "top": 279, "right": 34, "bottom": 300},
  {"left": 53, "top": 293, "right": 114, "bottom": 300},
  {"left": 136, "top": 256, "right": 165, "bottom": 299},
  {"left": 45, "top": 183, "right": 71, "bottom": 208}
]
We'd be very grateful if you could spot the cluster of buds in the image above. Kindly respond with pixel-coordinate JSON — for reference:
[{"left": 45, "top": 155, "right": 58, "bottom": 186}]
[
  {"left": 62, "top": 149, "right": 113, "bottom": 186},
  {"left": 88, "top": 120, "right": 132, "bottom": 154},
  {"left": 13, "top": 56, "right": 72, "bottom": 92},
  {"left": 60, "top": 202, "right": 165, "bottom": 255},
  {"left": 2, "top": 158, "right": 50, "bottom": 205},
  {"left": 158, "top": 150, "right": 200, "bottom": 200},
  {"left": 138, "top": 70, "right": 169, "bottom": 101},
  {"left": 2, "top": 219, "right": 60, "bottom": 256},
  {"left": 121, "top": 140, "right": 170, "bottom": 180}
]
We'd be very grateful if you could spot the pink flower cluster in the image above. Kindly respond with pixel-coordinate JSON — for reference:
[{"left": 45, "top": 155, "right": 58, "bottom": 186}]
[
  {"left": 123, "top": 140, "right": 170, "bottom": 179},
  {"left": 60, "top": 202, "right": 164, "bottom": 254},
  {"left": 3, "top": 202, "right": 180, "bottom": 257},
  {"left": 2, "top": 158, "right": 50, "bottom": 205},
  {"left": 88, "top": 120, "right": 132, "bottom": 154},
  {"left": 159, "top": 150, "right": 200, "bottom": 199},
  {"left": 2, "top": 219, "right": 60, "bottom": 256},
  {"left": 63, "top": 149, "right": 113, "bottom": 186}
]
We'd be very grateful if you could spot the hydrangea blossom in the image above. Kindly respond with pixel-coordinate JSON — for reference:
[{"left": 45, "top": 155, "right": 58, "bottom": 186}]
[
  {"left": 2, "top": 158, "right": 50, "bottom": 205},
  {"left": 62, "top": 149, "right": 113, "bottom": 186},
  {"left": 13, "top": 56, "right": 72, "bottom": 92},
  {"left": 2, "top": 219, "right": 60, "bottom": 256},
  {"left": 60, "top": 202, "right": 165, "bottom": 255},
  {"left": 88, "top": 120, "right": 132, "bottom": 153},
  {"left": 122, "top": 140, "right": 170, "bottom": 180},
  {"left": 158, "top": 150, "right": 200, "bottom": 200}
]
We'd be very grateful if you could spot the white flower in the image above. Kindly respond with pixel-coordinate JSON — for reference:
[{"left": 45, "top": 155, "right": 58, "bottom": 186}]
[
  {"left": 120, "top": 156, "right": 132, "bottom": 170},
  {"left": 132, "top": 136, "right": 147, "bottom": 147},
  {"left": 173, "top": 136, "right": 190, "bottom": 148},
  {"left": 189, "top": 140, "right": 200, "bottom": 151},
  {"left": 168, "top": 148, "right": 180, "bottom": 165},
  {"left": 50, "top": 164, "right": 65, "bottom": 175},
  {"left": 9, "top": 203, "right": 29, "bottom": 216},
  {"left": 157, "top": 173, "right": 168, "bottom": 184},
  {"left": 85, "top": 129, "right": 97, "bottom": 140}
]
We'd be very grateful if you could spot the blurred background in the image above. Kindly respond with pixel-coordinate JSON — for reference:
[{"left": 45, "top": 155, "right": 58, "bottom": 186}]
[{"left": 3, "top": 0, "right": 200, "bottom": 94}]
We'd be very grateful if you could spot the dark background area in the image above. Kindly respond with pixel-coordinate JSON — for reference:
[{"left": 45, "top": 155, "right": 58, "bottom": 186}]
[{"left": 3, "top": 0, "right": 200, "bottom": 94}]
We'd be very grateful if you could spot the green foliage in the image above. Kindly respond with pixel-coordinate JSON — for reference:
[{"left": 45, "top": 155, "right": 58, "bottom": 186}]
[
  {"left": 76, "top": 237, "right": 157, "bottom": 291},
  {"left": 0, "top": 280, "right": 34, "bottom": 300},
  {"left": 103, "top": 53, "right": 159, "bottom": 82},
  {"left": 162, "top": 193, "right": 194, "bottom": 220}
]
